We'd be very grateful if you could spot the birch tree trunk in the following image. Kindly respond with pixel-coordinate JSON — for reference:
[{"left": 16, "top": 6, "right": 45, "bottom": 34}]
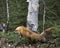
[
  {"left": 6, "top": 0, "right": 9, "bottom": 32},
  {"left": 26, "top": 0, "right": 39, "bottom": 33}
]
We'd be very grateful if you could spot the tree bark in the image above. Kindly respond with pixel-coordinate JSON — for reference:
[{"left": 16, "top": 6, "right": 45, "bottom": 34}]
[
  {"left": 6, "top": 0, "right": 9, "bottom": 32},
  {"left": 26, "top": 0, "right": 39, "bottom": 33}
]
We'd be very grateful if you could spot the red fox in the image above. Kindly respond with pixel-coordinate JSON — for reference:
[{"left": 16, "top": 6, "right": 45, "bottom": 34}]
[{"left": 15, "top": 26, "right": 59, "bottom": 41}]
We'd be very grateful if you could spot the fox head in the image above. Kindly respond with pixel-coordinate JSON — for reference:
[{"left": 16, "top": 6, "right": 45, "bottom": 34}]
[
  {"left": 15, "top": 26, "right": 22, "bottom": 34},
  {"left": 15, "top": 26, "right": 32, "bottom": 38}
]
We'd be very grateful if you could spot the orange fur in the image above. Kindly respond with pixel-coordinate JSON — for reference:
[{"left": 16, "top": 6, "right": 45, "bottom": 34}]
[{"left": 15, "top": 26, "right": 59, "bottom": 41}]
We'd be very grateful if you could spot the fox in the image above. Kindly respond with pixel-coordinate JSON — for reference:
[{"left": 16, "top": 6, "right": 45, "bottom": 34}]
[{"left": 15, "top": 25, "right": 60, "bottom": 42}]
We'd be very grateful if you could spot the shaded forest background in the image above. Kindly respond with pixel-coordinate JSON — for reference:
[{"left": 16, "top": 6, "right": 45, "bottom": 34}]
[
  {"left": 0, "top": 0, "right": 60, "bottom": 31},
  {"left": 0, "top": 0, "right": 60, "bottom": 47}
]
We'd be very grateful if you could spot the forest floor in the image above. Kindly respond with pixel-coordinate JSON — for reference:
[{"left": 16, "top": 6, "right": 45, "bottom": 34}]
[{"left": 0, "top": 37, "right": 60, "bottom": 48}]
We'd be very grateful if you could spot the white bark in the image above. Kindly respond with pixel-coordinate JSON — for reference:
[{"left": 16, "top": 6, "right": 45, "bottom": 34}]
[
  {"left": 26, "top": 0, "right": 39, "bottom": 33},
  {"left": 6, "top": 0, "right": 9, "bottom": 24},
  {"left": 6, "top": 0, "right": 9, "bottom": 32}
]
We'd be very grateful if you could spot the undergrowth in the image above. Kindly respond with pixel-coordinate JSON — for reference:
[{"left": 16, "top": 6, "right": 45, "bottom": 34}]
[{"left": 0, "top": 27, "right": 60, "bottom": 47}]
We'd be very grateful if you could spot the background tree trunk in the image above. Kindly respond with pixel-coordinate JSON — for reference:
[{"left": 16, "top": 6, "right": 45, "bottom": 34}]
[
  {"left": 6, "top": 0, "right": 9, "bottom": 32},
  {"left": 26, "top": 0, "right": 39, "bottom": 33}
]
